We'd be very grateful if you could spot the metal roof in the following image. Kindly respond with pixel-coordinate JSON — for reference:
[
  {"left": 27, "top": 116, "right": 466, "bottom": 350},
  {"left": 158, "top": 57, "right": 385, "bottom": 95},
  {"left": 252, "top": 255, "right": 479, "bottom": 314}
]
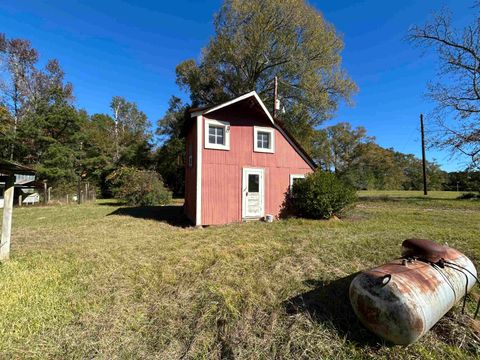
[{"left": 0, "top": 160, "right": 36, "bottom": 175}]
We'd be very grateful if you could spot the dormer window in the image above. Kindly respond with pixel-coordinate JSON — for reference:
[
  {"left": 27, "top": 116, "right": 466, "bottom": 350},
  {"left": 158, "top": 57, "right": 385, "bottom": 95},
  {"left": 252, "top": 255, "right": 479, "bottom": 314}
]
[
  {"left": 254, "top": 126, "right": 275, "bottom": 153},
  {"left": 205, "top": 119, "right": 230, "bottom": 150}
]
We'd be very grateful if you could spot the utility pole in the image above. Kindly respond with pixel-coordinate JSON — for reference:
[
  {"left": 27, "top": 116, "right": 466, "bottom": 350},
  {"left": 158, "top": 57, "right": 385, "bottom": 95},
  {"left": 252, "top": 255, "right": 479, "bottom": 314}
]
[
  {"left": 273, "top": 76, "right": 278, "bottom": 119},
  {"left": 420, "top": 114, "right": 428, "bottom": 196}
]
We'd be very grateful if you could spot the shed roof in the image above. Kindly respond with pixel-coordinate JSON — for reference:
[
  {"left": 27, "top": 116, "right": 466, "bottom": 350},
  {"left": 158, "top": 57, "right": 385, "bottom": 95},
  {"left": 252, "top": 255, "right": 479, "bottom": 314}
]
[{"left": 0, "top": 160, "right": 36, "bottom": 175}]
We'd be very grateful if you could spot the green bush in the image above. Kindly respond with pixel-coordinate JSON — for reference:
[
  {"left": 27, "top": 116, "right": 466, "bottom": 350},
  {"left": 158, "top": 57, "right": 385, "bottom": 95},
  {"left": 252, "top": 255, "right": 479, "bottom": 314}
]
[
  {"left": 289, "top": 171, "right": 357, "bottom": 219},
  {"left": 107, "top": 167, "right": 172, "bottom": 206},
  {"left": 457, "top": 192, "right": 480, "bottom": 200}
]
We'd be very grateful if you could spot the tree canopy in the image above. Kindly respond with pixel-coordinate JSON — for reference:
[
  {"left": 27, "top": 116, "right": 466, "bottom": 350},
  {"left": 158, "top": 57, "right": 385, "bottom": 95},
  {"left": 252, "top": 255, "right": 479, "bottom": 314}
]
[
  {"left": 313, "top": 123, "right": 447, "bottom": 190},
  {"left": 1, "top": 6, "right": 465, "bottom": 199},
  {"left": 176, "top": 0, "right": 357, "bottom": 145},
  {"left": 0, "top": 33, "right": 154, "bottom": 195},
  {"left": 409, "top": 5, "right": 480, "bottom": 169}
]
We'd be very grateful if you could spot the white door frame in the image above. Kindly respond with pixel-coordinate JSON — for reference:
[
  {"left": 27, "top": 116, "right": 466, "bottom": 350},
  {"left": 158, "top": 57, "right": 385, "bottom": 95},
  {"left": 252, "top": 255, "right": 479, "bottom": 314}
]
[{"left": 242, "top": 167, "right": 265, "bottom": 219}]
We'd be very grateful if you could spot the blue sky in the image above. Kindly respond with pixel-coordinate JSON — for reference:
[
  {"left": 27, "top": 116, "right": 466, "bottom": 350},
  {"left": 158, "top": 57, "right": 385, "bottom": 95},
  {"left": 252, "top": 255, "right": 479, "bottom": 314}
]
[{"left": 0, "top": 0, "right": 475, "bottom": 171}]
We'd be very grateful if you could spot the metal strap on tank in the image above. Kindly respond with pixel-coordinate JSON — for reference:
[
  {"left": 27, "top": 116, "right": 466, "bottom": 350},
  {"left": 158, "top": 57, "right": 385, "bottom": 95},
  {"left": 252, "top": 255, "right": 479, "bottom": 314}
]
[
  {"left": 403, "top": 254, "right": 480, "bottom": 319},
  {"left": 442, "top": 260, "right": 480, "bottom": 319}
]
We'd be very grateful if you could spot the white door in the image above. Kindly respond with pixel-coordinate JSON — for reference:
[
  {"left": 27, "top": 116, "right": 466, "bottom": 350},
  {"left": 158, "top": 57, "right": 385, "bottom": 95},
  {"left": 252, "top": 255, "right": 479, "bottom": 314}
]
[{"left": 242, "top": 168, "right": 264, "bottom": 219}]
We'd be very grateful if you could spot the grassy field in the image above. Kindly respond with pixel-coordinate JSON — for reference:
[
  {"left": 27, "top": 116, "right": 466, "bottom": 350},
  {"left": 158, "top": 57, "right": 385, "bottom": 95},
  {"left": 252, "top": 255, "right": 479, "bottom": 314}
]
[
  {"left": 358, "top": 190, "right": 464, "bottom": 199},
  {"left": 0, "top": 192, "right": 479, "bottom": 359}
]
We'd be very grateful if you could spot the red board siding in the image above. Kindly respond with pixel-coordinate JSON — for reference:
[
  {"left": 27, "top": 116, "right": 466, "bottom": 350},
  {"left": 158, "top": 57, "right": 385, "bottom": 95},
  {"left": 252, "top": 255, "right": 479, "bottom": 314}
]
[
  {"left": 184, "top": 118, "right": 197, "bottom": 224},
  {"left": 200, "top": 105, "right": 312, "bottom": 225}
]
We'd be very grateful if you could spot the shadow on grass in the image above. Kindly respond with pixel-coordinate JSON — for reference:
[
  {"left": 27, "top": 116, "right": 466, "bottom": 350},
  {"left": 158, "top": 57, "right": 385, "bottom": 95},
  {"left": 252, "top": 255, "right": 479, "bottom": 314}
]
[
  {"left": 97, "top": 201, "right": 128, "bottom": 206},
  {"left": 283, "top": 273, "right": 385, "bottom": 347},
  {"left": 108, "top": 204, "right": 191, "bottom": 227}
]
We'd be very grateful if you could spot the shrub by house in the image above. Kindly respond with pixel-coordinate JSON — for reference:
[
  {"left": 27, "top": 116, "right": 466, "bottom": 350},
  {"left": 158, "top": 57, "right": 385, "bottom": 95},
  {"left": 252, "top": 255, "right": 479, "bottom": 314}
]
[{"left": 290, "top": 171, "right": 357, "bottom": 219}]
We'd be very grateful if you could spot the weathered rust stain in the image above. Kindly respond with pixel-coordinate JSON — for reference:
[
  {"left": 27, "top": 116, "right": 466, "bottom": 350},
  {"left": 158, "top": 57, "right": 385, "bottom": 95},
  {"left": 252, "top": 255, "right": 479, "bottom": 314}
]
[
  {"left": 402, "top": 238, "right": 447, "bottom": 263},
  {"left": 349, "top": 238, "right": 477, "bottom": 345},
  {"left": 354, "top": 292, "right": 381, "bottom": 326},
  {"left": 364, "top": 260, "right": 440, "bottom": 293},
  {"left": 350, "top": 276, "right": 425, "bottom": 344},
  {"left": 410, "top": 306, "right": 425, "bottom": 335}
]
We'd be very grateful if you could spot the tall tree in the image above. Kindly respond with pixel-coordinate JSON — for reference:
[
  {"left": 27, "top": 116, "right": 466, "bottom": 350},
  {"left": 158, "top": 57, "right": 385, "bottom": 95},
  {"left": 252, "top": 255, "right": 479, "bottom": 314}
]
[
  {"left": 155, "top": 96, "right": 189, "bottom": 196},
  {"left": 342, "top": 143, "right": 406, "bottom": 190},
  {"left": 176, "top": 0, "right": 357, "bottom": 145},
  {"left": 398, "top": 153, "right": 446, "bottom": 191},
  {"left": 0, "top": 33, "right": 39, "bottom": 160},
  {"left": 312, "top": 122, "right": 373, "bottom": 172},
  {"left": 109, "top": 96, "right": 152, "bottom": 167},
  {"left": 17, "top": 59, "right": 80, "bottom": 184},
  {"left": 409, "top": 6, "right": 480, "bottom": 169}
]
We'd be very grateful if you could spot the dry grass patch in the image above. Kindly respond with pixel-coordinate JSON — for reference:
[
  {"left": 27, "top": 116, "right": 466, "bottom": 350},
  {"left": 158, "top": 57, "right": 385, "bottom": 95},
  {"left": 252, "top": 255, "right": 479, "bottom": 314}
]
[{"left": 0, "top": 194, "right": 479, "bottom": 358}]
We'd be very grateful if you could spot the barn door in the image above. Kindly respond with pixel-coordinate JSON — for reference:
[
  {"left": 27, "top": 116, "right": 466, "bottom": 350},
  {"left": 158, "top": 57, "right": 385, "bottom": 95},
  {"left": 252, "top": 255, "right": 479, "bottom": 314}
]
[{"left": 242, "top": 168, "right": 264, "bottom": 219}]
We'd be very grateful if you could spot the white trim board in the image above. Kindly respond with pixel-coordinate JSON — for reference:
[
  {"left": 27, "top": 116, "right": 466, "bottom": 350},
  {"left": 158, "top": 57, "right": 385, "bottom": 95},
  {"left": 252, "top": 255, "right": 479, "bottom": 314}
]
[
  {"left": 195, "top": 115, "right": 203, "bottom": 226},
  {"left": 191, "top": 91, "right": 274, "bottom": 124}
]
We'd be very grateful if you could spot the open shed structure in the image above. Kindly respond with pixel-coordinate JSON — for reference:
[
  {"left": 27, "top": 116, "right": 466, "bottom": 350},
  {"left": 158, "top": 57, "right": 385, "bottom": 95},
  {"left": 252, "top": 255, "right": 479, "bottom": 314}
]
[{"left": 0, "top": 160, "right": 36, "bottom": 261}]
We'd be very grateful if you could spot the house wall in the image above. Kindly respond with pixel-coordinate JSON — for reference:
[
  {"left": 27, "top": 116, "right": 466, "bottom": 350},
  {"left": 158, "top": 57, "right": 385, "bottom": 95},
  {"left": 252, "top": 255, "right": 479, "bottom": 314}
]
[
  {"left": 200, "top": 104, "right": 313, "bottom": 225},
  {"left": 184, "top": 118, "right": 197, "bottom": 224}
]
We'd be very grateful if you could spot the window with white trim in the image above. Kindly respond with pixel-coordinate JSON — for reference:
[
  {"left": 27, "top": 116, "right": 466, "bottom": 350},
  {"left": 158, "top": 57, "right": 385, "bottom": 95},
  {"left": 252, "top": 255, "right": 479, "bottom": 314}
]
[
  {"left": 209, "top": 125, "right": 224, "bottom": 145},
  {"left": 254, "top": 126, "right": 275, "bottom": 153},
  {"left": 289, "top": 174, "right": 305, "bottom": 190},
  {"left": 205, "top": 119, "right": 230, "bottom": 150}
]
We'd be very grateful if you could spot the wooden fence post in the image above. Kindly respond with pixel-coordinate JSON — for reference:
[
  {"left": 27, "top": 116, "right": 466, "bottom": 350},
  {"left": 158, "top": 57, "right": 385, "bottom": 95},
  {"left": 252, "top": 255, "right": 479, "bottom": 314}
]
[
  {"left": 18, "top": 195, "right": 22, "bottom": 207},
  {"left": 0, "top": 175, "right": 15, "bottom": 261},
  {"left": 77, "top": 180, "right": 81, "bottom": 204},
  {"left": 43, "top": 181, "right": 48, "bottom": 205},
  {"left": 66, "top": 194, "right": 69, "bottom": 204},
  {"left": 47, "top": 187, "right": 51, "bottom": 203}
]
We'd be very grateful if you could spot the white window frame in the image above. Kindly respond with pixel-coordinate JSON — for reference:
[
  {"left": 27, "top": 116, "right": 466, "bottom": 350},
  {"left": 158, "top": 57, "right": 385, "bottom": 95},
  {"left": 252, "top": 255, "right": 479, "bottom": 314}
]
[
  {"left": 242, "top": 167, "right": 265, "bottom": 219},
  {"left": 205, "top": 119, "right": 230, "bottom": 150},
  {"left": 254, "top": 126, "right": 275, "bottom": 153},
  {"left": 289, "top": 174, "right": 305, "bottom": 190}
]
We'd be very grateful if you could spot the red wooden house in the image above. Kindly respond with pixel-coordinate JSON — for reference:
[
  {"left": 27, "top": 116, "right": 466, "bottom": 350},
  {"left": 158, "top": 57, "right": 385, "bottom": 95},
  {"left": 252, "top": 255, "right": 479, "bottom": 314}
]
[{"left": 184, "top": 91, "right": 316, "bottom": 226}]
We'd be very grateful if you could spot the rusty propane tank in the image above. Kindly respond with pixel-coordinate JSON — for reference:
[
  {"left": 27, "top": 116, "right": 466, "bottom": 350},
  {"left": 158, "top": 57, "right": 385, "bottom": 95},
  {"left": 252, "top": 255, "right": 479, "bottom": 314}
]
[{"left": 349, "top": 239, "right": 477, "bottom": 345}]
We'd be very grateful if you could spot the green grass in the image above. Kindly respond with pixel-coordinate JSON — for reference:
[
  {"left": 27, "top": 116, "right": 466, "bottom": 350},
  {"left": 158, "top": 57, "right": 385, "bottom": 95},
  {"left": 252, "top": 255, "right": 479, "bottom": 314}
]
[
  {"left": 0, "top": 193, "right": 479, "bottom": 359},
  {"left": 358, "top": 190, "right": 464, "bottom": 199}
]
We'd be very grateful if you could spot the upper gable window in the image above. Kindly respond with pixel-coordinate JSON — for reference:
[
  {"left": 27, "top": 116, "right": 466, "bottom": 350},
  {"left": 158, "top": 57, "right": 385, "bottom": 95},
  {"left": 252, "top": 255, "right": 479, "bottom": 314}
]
[
  {"left": 254, "top": 126, "right": 275, "bottom": 153},
  {"left": 209, "top": 125, "right": 224, "bottom": 145},
  {"left": 205, "top": 119, "right": 230, "bottom": 150}
]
